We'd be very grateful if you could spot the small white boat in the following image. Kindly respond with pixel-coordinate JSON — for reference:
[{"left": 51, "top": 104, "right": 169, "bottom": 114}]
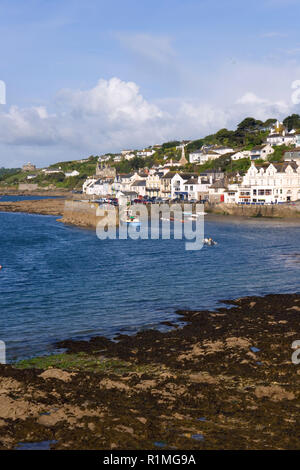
[
  {"left": 183, "top": 212, "right": 207, "bottom": 219},
  {"left": 120, "top": 210, "right": 141, "bottom": 227}
]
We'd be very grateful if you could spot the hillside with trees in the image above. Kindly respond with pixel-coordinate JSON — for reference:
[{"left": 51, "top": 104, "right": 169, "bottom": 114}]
[{"left": 0, "top": 114, "right": 299, "bottom": 189}]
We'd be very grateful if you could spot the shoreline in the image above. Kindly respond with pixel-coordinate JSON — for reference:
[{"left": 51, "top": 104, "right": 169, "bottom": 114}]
[
  {"left": 0, "top": 293, "right": 299, "bottom": 450},
  {"left": 2, "top": 198, "right": 300, "bottom": 229},
  {"left": 0, "top": 198, "right": 66, "bottom": 217},
  {"left": 0, "top": 189, "right": 72, "bottom": 197}
]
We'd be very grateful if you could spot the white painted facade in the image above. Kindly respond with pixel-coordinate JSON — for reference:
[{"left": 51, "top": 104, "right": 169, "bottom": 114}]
[
  {"left": 170, "top": 173, "right": 204, "bottom": 199},
  {"left": 250, "top": 144, "right": 274, "bottom": 161},
  {"left": 238, "top": 161, "right": 300, "bottom": 203},
  {"left": 189, "top": 145, "right": 233, "bottom": 164},
  {"left": 85, "top": 179, "right": 113, "bottom": 196},
  {"left": 82, "top": 177, "right": 98, "bottom": 193},
  {"left": 124, "top": 153, "right": 136, "bottom": 160},
  {"left": 65, "top": 170, "right": 80, "bottom": 177},
  {"left": 137, "top": 149, "right": 155, "bottom": 157},
  {"left": 189, "top": 150, "right": 220, "bottom": 164},
  {"left": 231, "top": 151, "right": 250, "bottom": 161},
  {"left": 266, "top": 132, "right": 296, "bottom": 146}
]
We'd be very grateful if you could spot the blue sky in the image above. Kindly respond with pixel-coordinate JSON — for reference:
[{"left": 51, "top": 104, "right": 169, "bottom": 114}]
[{"left": 1, "top": 0, "right": 300, "bottom": 167}]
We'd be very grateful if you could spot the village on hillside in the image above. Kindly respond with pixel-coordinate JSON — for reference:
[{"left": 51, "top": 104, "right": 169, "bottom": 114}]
[
  {"left": 81, "top": 120, "right": 300, "bottom": 205},
  {"left": 4, "top": 117, "right": 300, "bottom": 206}
]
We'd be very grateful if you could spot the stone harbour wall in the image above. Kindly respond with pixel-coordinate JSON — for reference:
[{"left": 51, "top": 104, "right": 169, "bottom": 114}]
[
  {"left": 206, "top": 202, "right": 300, "bottom": 218},
  {"left": 61, "top": 200, "right": 119, "bottom": 228}
]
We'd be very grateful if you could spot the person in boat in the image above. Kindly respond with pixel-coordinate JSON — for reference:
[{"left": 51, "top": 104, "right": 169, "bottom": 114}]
[{"left": 203, "top": 237, "right": 217, "bottom": 246}]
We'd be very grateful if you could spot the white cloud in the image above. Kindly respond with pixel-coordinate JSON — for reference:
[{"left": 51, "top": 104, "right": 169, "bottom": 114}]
[
  {"left": 236, "top": 92, "right": 266, "bottom": 105},
  {"left": 0, "top": 76, "right": 299, "bottom": 167},
  {"left": 236, "top": 92, "right": 289, "bottom": 116}
]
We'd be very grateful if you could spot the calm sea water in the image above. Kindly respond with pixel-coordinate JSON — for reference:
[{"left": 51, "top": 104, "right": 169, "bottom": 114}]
[{"left": 0, "top": 208, "right": 299, "bottom": 361}]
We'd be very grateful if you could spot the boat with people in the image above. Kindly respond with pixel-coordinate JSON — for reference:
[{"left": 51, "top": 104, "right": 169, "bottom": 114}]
[{"left": 203, "top": 237, "right": 217, "bottom": 246}]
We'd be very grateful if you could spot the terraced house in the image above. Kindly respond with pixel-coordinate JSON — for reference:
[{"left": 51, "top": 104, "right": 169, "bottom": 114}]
[{"left": 238, "top": 161, "right": 300, "bottom": 204}]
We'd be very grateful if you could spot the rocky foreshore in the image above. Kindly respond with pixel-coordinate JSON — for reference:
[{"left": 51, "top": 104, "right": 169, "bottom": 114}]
[
  {"left": 0, "top": 198, "right": 66, "bottom": 216},
  {"left": 0, "top": 188, "right": 72, "bottom": 197},
  {"left": 0, "top": 293, "right": 299, "bottom": 450}
]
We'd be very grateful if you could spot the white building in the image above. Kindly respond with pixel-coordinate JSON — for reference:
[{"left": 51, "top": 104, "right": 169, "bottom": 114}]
[
  {"left": 98, "top": 155, "right": 111, "bottom": 163},
  {"left": 266, "top": 122, "right": 297, "bottom": 147},
  {"left": 130, "top": 179, "right": 147, "bottom": 197},
  {"left": 171, "top": 173, "right": 199, "bottom": 199},
  {"left": 137, "top": 149, "right": 155, "bottom": 157},
  {"left": 231, "top": 151, "right": 250, "bottom": 161},
  {"left": 250, "top": 144, "right": 274, "bottom": 161},
  {"left": 65, "top": 170, "right": 80, "bottom": 177},
  {"left": 266, "top": 132, "right": 296, "bottom": 146},
  {"left": 189, "top": 149, "right": 220, "bottom": 164},
  {"left": 85, "top": 178, "right": 113, "bottom": 196},
  {"left": 212, "top": 146, "right": 234, "bottom": 155},
  {"left": 42, "top": 168, "right": 63, "bottom": 175},
  {"left": 184, "top": 177, "right": 211, "bottom": 201},
  {"left": 83, "top": 177, "right": 98, "bottom": 193},
  {"left": 112, "top": 172, "right": 143, "bottom": 193},
  {"left": 124, "top": 153, "right": 136, "bottom": 160},
  {"left": 189, "top": 145, "right": 233, "bottom": 164},
  {"left": 237, "top": 161, "right": 300, "bottom": 203},
  {"left": 224, "top": 184, "right": 240, "bottom": 203}
]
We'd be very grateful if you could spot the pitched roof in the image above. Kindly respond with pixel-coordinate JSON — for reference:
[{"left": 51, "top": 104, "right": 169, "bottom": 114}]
[
  {"left": 210, "top": 179, "right": 226, "bottom": 188},
  {"left": 272, "top": 161, "right": 299, "bottom": 172},
  {"left": 251, "top": 145, "right": 266, "bottom": 151},
  {"left": 200, "top": 169, "right": 224, "bottom": 174},
  {"left": 185, "top": 177, "right": 198, "bottom": 184},
  {"left": 179, "top": 172, "right": 198, "bottom": 179},
  {"left": 162, "top": 172, "right": 176, "bottom": 179}
]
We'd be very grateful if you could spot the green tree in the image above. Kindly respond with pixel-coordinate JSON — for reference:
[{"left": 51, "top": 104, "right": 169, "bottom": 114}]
[{"left": 283, "top": 114, "right": 300, "bottom": 131}]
